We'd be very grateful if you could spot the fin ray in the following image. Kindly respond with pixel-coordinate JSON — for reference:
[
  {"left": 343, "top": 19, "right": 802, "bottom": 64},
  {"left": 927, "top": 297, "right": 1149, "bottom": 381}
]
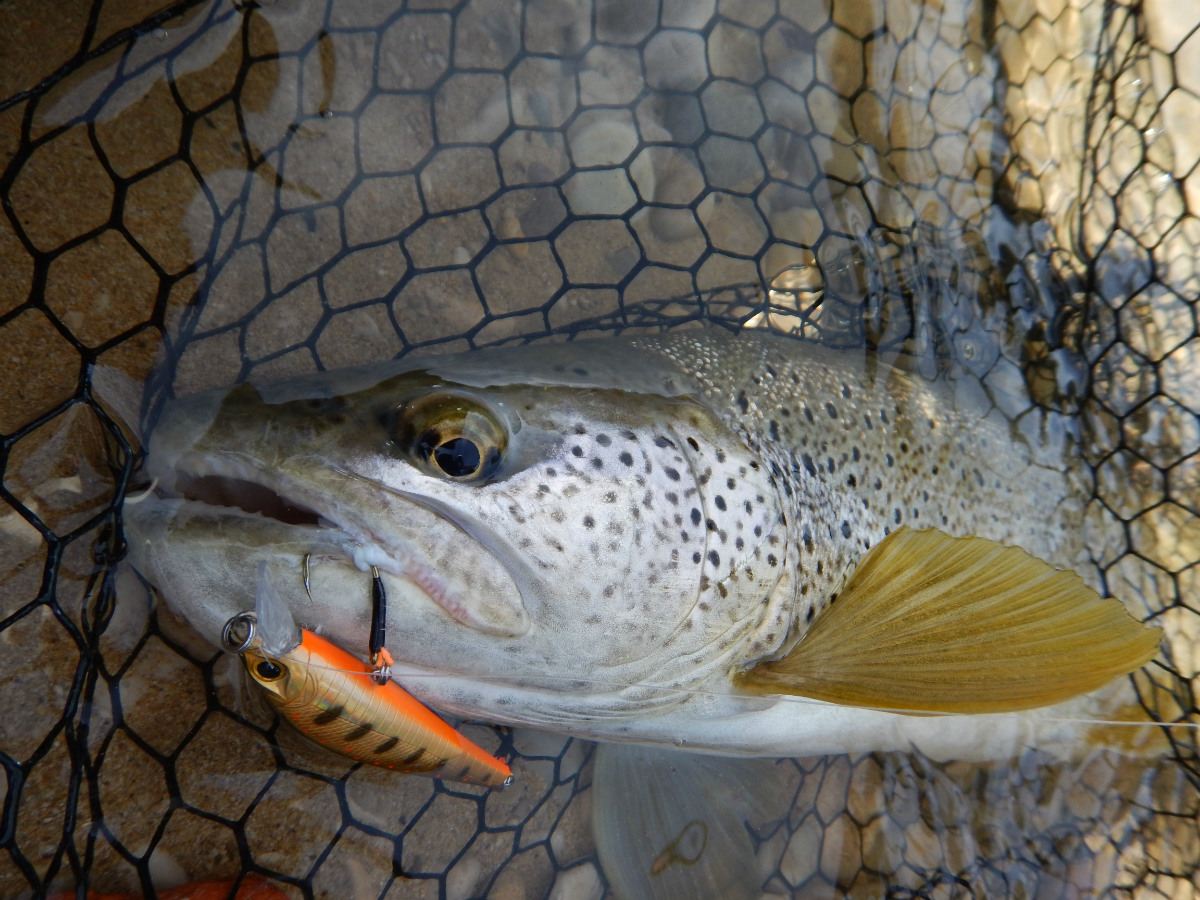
[{"left": 738, "top": 527, "right": 1162, "bottom": 714}]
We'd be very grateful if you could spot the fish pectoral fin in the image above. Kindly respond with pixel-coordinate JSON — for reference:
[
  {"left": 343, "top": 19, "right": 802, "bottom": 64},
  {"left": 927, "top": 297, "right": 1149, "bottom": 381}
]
[{"left": 737, "top": 527, "right": 1163, "bottom": 715}]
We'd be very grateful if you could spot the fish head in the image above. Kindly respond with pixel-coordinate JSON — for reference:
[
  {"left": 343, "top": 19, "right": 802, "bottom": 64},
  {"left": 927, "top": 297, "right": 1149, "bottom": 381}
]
[{"left": 124, "top": 342, "right": 790, "bottom": 727}]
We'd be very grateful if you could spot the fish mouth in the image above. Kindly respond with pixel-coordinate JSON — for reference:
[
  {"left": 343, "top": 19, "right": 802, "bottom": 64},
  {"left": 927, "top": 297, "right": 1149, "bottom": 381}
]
[
  {"left": 170, "top": 473, "right": 325, "bottom": 527},
  {"left": 137, "top": 456, "right": 529, "bottom": 637}
]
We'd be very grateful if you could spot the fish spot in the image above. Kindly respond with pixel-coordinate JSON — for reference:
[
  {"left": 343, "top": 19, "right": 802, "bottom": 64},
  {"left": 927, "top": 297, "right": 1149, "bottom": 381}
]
[
  {"left": 574, "top": 423, "right": 587, "bottom": 434},
  {"left": 686, "top": 436, "right": 700, "bottom": 451},
  {"left": 826, "top": 402, "right": 838, "bottom": 419},
  {"left": 708, "top": 550, "right": 720, "bottom": 567},
  {"left": 571, "top": 446, "right": 584, "bottom": 457},
  {"left": 375, "top": 737, "right": 401, "bottom": 754},
  {"left": 654, "top": 435, "right": 675, "bottom": 449},
  {"left": 619, "top": 451, "right": 634, "bottom": 466},
  {"left": 345, "top": 722, "right": 374, "bottom": 742},
  {"left": 767, "top": 553, "right": 778, "bottom": 566},
  {"left": 801, "top": 453, "right": 816, "bottom": 476},
  {"left": 666, "top": 491, "right": 679, "bottom": 505},
  {"left": 690, "top": 508, "right": 702, "bottom": 526},
  {"left": 846, "top": 474, "right": 857, "bottom": 488},
  {"left": 597, "top": 433, "right": 612, "bottom": 446},
  {"left": 664, "top": 467, "right": 681, "bottom": 481},
  {"left": 583, "top": 515, "right": 595, "bottom": 529},
  {"left": 591, "top": 458, "right": 604, "bottom": 470},
  {"left": 714, "top": 495, "right": 727, "bottom": 511},
  {"left": 840, "top": 521, "right": 852, "bottom": 539},
  {"left": 692, "top": 551, "right": 702, "bottom": 564},
  {"left": 735, "top": 537, "right": 744, "bottom": 550}
]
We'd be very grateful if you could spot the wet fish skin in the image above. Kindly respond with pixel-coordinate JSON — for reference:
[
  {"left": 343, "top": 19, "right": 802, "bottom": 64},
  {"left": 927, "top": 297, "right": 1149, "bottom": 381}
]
[{"left": 124, "top": 330, "right": 1136, "bottom": 760}]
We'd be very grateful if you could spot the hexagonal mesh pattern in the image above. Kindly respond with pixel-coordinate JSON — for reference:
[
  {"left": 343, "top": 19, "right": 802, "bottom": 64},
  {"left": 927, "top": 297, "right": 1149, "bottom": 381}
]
[{"left": 2, "top": 0, "right": 1199, "bottom": 897}]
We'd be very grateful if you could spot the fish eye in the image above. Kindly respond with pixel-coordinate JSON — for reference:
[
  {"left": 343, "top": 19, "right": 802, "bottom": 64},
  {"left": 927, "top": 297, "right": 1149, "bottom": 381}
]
[
  {"left": 255, "top": 659, "right": 285, "bottom": 680},
  {"left": 388, "top": 391, "right": 507, "bottom": 482}
]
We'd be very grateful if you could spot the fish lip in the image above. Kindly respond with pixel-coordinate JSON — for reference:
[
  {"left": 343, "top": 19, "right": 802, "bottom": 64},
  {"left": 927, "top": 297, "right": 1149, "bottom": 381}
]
[{"left": 144, "top": 453, "right": 526, "bottom": 635}]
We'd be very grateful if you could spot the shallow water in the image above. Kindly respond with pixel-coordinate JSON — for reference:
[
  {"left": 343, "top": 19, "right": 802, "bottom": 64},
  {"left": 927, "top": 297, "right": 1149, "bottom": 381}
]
[{"left": 2, "top": 0, "right": 1200, "bottom": 897}]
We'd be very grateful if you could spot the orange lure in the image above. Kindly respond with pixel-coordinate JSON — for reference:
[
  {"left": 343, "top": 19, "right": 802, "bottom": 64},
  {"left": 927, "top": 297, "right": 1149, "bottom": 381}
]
[{"left": 241, "top": 626, "right": 512, "bottom": 787}]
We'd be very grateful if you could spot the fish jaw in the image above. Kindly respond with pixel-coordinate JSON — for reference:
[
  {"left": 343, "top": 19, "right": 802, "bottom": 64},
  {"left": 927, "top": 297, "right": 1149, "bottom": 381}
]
[{"left": 123, "top": 384, "right": 534, "bottom": 651}]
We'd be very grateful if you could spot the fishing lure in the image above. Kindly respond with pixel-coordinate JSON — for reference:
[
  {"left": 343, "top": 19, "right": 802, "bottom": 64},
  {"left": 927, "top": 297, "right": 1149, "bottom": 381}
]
[{"left": 223, "top": 564, "right": 512, "bottom": 787}]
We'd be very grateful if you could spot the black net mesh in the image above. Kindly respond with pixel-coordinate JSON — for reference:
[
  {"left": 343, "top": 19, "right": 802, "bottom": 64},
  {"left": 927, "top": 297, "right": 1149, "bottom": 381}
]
[{"left": 2, "top": 0, "right": 1199, "bottom": 897}]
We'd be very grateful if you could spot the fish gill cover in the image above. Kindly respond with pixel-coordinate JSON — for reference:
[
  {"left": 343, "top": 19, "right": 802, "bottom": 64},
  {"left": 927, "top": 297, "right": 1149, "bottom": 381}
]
[{"left": 0, "top": 0, "right": 1197, "bottom": 897}]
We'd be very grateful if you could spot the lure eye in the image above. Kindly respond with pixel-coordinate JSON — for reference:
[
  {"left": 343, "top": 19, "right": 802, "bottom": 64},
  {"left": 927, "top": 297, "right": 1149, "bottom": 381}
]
[
  {"left": 255, "top": 659, "right": 285, "bottom": 680},
  {"left": 387, "top": 391, "right": 507, "bottom": 482}
]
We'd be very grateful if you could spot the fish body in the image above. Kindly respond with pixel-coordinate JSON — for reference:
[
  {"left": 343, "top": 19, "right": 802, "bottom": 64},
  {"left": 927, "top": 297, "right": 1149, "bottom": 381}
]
[{"left": 124, "top": 330, "right": 1159, "bottom": 761}]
